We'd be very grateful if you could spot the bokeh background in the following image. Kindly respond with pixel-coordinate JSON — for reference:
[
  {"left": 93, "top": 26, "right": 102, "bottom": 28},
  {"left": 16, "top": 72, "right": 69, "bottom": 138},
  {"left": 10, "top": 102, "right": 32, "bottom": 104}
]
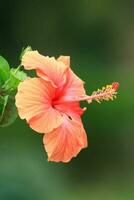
[{"left": 0, "top": 0, "right": 134, "bottom": 199}]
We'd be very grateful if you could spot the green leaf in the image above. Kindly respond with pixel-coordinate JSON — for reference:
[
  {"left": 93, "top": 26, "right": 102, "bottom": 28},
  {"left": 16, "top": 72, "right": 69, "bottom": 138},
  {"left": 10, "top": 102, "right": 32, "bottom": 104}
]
[
  {"left": 3, "top": 68, "right": 27, "bottom": 92},
  {"left": 0, "top": 96, "right": 8, "bottom": 117},
  {"left": 0, "top": 56, "right": 10, "bottom": 84},
  {"left": 0, "top": 94, "right": 18, "bottom": 127}
]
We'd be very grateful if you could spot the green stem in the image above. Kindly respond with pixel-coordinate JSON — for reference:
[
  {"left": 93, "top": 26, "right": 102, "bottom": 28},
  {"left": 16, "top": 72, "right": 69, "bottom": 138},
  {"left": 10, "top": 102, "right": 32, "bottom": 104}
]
[{"left": 14, "top": 65, "right": 21, "bottom": 75}]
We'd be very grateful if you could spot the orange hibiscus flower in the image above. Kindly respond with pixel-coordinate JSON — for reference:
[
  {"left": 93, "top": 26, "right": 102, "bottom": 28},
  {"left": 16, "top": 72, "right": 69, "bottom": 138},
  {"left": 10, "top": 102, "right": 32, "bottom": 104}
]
[{"left": 15, "top": 50, "right": 119, "bottom": 162}]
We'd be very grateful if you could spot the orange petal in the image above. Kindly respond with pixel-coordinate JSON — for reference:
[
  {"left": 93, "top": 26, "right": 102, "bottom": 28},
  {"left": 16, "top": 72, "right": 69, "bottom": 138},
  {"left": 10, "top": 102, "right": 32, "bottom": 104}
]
[
  {"left": 58, "top": 69, "right": 86, "bottom": 102},
  {"left": 21, "top": 51, "right": 68, "bottom": 87},
  {"left": 43, "top": 116, "right": 87, "bottom": 162},
  {"left": 54, "top": 101, "right": 86, "bottom": 120},
  {"left": 15, "top": 78, "right": 63, "bottom": 133},
  {"left": 57, "top": 56, "right": 85, "bottom": 101},
  {"left": 57, "top": 56, "right": 70, "bottom": 68}
]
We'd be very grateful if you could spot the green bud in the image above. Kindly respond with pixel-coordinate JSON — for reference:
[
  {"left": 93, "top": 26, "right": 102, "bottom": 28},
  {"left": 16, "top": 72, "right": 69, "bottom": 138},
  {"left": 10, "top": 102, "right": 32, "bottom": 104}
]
[{"left": 3, "top": 68, "right": 27, "bottom": 92}]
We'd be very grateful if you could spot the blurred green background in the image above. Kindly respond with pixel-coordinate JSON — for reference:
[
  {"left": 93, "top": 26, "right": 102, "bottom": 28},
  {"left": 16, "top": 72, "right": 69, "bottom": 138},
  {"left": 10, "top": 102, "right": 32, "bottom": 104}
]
[{"left": 0, "top": 0, "right": 134, "bottom": 199}]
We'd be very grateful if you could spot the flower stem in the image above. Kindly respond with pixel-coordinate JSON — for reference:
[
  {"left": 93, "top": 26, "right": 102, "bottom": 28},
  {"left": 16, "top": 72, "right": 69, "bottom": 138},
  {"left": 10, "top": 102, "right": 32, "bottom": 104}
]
[{"left": 14, "top": 65, "right": 21, "bottom": 75}]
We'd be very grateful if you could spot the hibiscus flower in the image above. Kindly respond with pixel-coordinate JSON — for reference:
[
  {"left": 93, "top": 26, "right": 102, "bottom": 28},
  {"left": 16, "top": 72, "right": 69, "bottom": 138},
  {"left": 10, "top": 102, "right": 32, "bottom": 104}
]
[{"left": 15, "top": 50, "right": 119, "bottom": 162}]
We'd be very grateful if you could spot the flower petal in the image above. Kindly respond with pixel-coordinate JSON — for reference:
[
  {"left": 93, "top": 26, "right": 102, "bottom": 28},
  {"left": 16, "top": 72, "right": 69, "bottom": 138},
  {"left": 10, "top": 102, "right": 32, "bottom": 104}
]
[
  {"left": 21, "top": 51, "right": 68, "bottom": 87},
  {"left": 57, "top": 68, "right": 86, "bottom": 102},
  {"left": 43, "top": 116, "right": 87, "bottom": 162},
  {"left": 57, "top": 56, "right": 86, "bottom": 101},
  {"left": 15, "top": 78, "right": 63, "bottom": 133},
  {"left": 57, "top": 56, "right": 70, "bottom": 68},
  {"left": 54, "top": 101, "right": 86, "bottom": 120}
]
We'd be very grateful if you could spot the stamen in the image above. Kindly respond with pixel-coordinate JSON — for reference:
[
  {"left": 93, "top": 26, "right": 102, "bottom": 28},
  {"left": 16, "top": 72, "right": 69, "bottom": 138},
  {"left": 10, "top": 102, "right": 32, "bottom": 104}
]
[{"left": 87, "top": 82, "right": 119, "bottom": 103}]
